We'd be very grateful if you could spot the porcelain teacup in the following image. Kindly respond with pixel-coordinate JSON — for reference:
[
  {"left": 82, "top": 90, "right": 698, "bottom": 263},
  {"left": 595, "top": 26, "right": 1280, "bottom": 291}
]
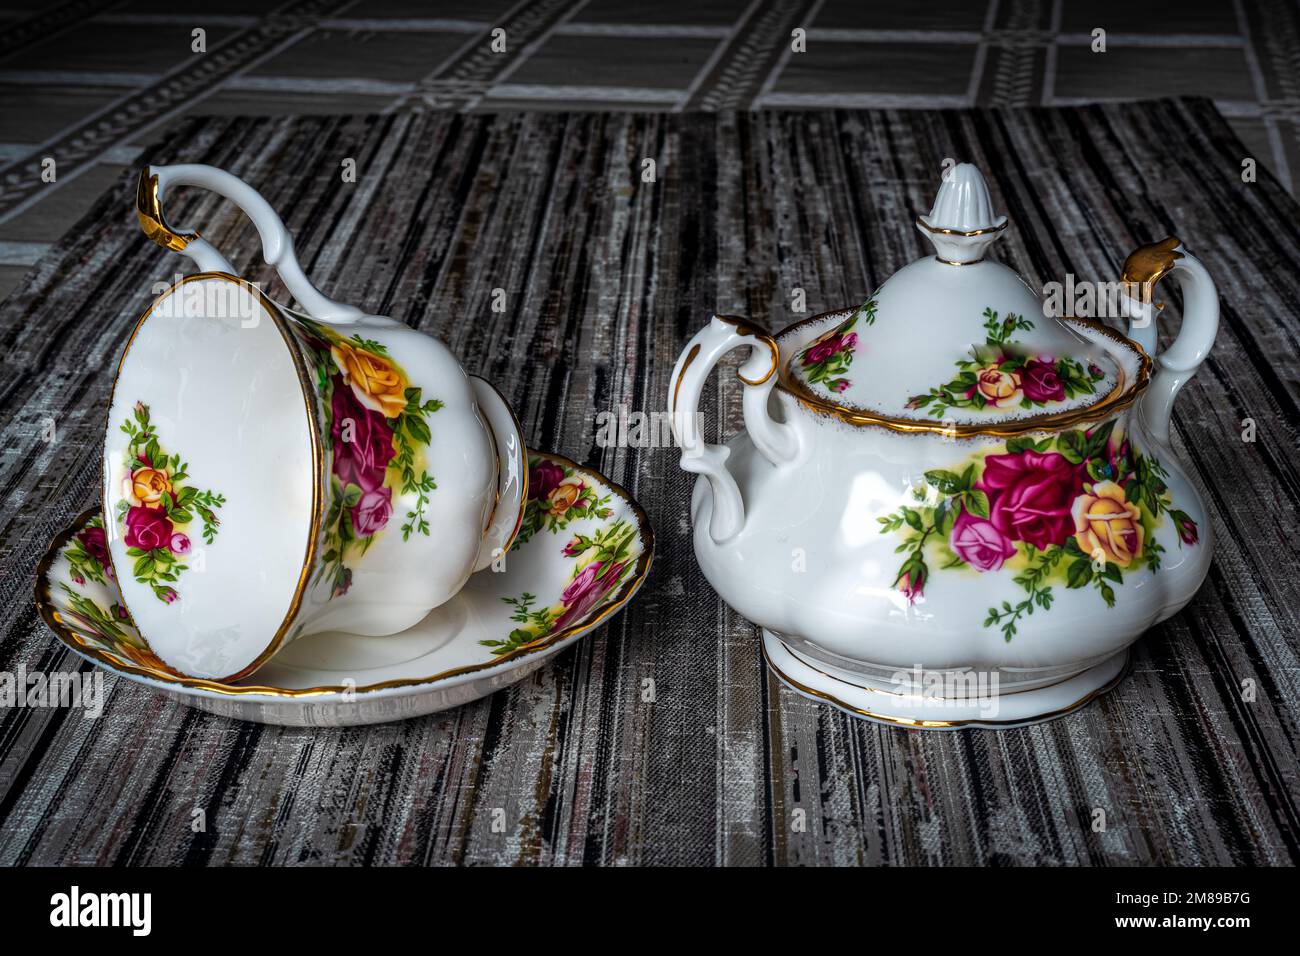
[{"left": 100, "top": 164, "right": 526, "bottom": 682}]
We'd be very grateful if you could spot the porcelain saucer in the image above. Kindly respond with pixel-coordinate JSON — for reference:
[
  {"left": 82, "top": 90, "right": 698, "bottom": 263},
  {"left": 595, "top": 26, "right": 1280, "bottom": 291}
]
[{"left": 35, "top": 451, "right": 653, "bottom": 726}]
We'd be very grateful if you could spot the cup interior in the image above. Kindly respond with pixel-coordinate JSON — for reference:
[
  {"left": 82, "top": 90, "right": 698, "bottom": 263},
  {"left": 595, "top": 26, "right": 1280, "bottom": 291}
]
[{"left": 102, "top": 274, "right": 318, "bottom": 681}]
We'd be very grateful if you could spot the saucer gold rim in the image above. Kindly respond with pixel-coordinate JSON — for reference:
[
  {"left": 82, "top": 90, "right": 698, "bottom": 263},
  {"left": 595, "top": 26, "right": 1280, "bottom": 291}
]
[{"left": 37, "top": 450, "right": 654, "bottom": 699}]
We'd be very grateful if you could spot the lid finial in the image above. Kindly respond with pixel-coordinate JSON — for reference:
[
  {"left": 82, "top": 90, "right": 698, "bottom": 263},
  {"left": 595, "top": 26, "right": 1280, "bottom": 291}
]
[{"left": 916, "top": 163, "right": 1007, "bottom": 264}]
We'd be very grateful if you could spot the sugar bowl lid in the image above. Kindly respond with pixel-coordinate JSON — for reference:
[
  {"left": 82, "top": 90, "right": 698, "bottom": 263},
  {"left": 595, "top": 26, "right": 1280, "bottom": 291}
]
[{"left": 782, "top": 164, "right": 1147, "bottom": 432}]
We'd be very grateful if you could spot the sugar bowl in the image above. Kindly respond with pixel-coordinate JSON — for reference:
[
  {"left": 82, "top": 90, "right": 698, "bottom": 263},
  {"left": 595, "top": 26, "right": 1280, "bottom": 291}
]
[{"left": 670, "top": 164, "right": 1217, "bottom": 727}]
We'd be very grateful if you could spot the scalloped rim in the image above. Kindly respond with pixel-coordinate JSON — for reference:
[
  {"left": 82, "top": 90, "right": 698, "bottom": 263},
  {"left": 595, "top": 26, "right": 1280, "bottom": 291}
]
[
  {"left": 774, "top": 309, "right": 1152, "bottom": 437},
  {"left": 35, "top": 451, "right": 654, "bottom": 700}
]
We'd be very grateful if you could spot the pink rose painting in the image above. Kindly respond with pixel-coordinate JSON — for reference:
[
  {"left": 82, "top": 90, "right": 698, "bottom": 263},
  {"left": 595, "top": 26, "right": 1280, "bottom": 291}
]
[
  {"left": 114, "top": 401, "right": 225, "bottom": 603},
  {"left": 330, "top": 373, "right": 397, "bottom": 493},
  {"left": 979, "top": 449, "right": 1084, "bottom": 552},
  {"left": 294, "top": 317, "right": 444, "bottom": 600},
  {"left": 353, "top": 487, "right": 394, "bottom": 537},
  {"left": 554, "top": 560, "right": 627, "bottom": 630},
  {"left": 879, "top": 421, "right": 1199, "bottom": 640},
  {"left": 949, "top": 511, "right": 1016, "bottom": 572},
  {"left": 906, "top": 307, "right": 1100, "bottom": 417},
  {"left": 797, "top": 300, "right": 874, "bottom": 396},
  {"left": 1019, "top": 358, "right": 1066, "bottom": 403},
  {"left": 802, "top": 339, "right": 838, "bottom": 366}
]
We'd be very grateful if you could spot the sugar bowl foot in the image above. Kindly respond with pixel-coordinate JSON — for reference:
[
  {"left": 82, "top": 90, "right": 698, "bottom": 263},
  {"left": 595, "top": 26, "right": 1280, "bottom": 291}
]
[{"left": 762, "top": 630, "right": 1130, "bottom": 729}]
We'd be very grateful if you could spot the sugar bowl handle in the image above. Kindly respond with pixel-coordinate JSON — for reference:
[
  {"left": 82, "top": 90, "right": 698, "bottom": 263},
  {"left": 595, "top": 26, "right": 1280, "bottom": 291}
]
[
  {"left": 135, "top": 164, "right": 365, "bottom": 323},
  {"left": 1121, "top": 236, "right": 1220, "bottom": 446},
  {"left": 668, "top": 316, "right": 797, "bottom": 543}
]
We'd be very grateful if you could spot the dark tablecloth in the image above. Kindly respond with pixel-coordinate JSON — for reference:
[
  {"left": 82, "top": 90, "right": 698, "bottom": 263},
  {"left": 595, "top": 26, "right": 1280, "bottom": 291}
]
[{"left": 0, "top": 98, "right": 1296, "bottom": 864}]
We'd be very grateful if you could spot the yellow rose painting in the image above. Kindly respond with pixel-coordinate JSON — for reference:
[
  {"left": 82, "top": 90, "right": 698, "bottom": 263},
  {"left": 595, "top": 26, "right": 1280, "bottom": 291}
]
[
  {"left": 330, "top": 338, "right": 408, "bottom": 419},
  {"left": 878, "top": 419, "right": 1199, "bottom": 641},
  {"left": 293, "top": 319, "right": 444, "bottom": 600},
  {"left": 1072, "top": 480, "right": 1144, "bottom": 568},
  {"left": 905, "top": 307, "right": 1104, "bottom": 416}
]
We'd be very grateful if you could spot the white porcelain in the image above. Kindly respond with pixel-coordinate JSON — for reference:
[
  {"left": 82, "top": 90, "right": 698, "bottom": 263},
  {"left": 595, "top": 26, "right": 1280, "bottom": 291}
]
[
  {"left": 762, "top": 631, "right": 1129, "bottom": 729},
  {"left": 39, "top": 451, "right": 652, "bottom": 727},
  {"left": 103, "top": 165, "right": 524, "bottom": 682},
  {"left": 471, "top": 377, "right": 528, "bottom": 571},
  {"left": 669, "top": 164, "right": 1218, "bottom": 727}
]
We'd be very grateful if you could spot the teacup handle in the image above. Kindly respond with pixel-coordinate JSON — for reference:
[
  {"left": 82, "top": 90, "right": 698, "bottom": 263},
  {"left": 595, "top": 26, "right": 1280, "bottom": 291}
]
[
  {"left": 669, "top": 315, "right": 797, "bottom": 543},
  {"left": 1120, "top": 236, "right": 1219, "bottom": 446},
  {"left": 136, "top": 164, "right": 365, "bottom": 323}
]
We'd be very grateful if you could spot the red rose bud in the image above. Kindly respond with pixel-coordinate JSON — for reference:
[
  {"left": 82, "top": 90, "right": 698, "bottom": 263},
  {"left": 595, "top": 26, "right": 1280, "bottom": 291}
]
[
  {"left": 334, "top": 567, "right": 353, "bottom": 597},
  {"left": 898, "top": 566, "right": 926, "bottom": 604},
  {"left": 1173, "top": 510, "right": 1199, "bottom": 546}
]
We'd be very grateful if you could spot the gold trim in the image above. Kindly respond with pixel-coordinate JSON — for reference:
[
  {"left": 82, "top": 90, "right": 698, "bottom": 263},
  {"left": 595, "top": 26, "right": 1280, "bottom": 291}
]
[
  {"left": 672, "top": 344, "right": 700, "bottom": 412},
  {"left": 763, "top": 638, "right": 1130, "bottom": 728},
  {"left": 102, "top": 272, "right": 325, "bottom": 683},
  {"left": 715, "top": 314, "right": 779, "bottom": 386},
  {"left": 135, "top": 169, "right": 198, "bottom": 252},
  {"left": 1121, "top": 235, "right": 1182, "bottom": 304},
  {"left": 774, "top": 309, "right": 1153, "bottom": 437},
  {"left": 788, "top": 641, "right": 1090, "bottom": 700},
  {"left": 915, "top": 216, "right": 1008, "bottom": 238},
  {"left": 39, "top": 452, "right": 654, "bottom": 699}
]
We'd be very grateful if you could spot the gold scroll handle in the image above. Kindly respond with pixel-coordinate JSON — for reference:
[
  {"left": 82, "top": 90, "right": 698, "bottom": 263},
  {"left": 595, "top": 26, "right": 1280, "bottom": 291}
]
[
  {"left": 1121, "top": 235, "right": 1182, "bottom": 305},
  {"left": 135, "top": 168, "right": 198, "bottom": 252},
  {"left": 719, "top": 315, "right": 780, "bottom": 386}
]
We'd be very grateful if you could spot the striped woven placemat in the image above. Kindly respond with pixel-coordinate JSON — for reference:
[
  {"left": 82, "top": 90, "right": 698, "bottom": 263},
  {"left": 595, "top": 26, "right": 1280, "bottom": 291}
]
[{"left": 0, "top": 97, "right": 1296, "bottom": 865}]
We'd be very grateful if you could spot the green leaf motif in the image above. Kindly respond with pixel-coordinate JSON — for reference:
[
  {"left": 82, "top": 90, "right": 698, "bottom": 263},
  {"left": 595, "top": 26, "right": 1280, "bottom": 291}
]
[
  {"left": 878, "top": 422, "right": 1197, "bottom": 640},
  {"left": 296, "top": 318, "right": 445, "bottom": 599},
  {"left": 116, "top": 401, "right": 224, "bottom": 602}
]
